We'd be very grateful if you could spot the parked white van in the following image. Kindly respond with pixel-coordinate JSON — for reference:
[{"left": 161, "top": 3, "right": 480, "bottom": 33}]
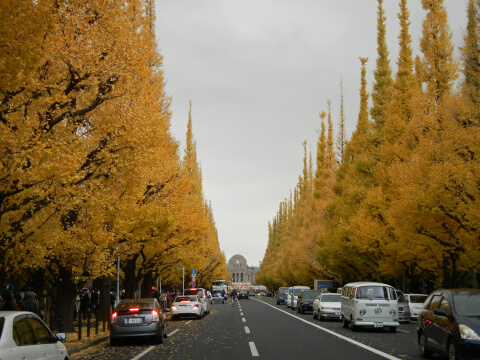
[
  {"left": 287, "top": 286, "right": 310, "bottom": 309},
  {"left": 341, "top": 282, "right": 399, "bottom": 332}
]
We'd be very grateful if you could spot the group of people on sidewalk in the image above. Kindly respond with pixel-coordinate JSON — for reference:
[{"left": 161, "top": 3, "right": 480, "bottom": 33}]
[{"left": 1, "top": 288, "right": 54, "bottom": 326}]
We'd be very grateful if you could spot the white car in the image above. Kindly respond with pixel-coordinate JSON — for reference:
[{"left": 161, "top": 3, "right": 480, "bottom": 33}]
[
  {"left": 313, "top": 293, "right": 342, "bottom": 320},
  {"left": 171, "top": 295, "right": 204, "bottom": 320},
  {"left": 0, "top": 311, "right": 68, "bottom": 360},
  {"left": 405, "top": 293, "right": 428, "bottom": 319}
]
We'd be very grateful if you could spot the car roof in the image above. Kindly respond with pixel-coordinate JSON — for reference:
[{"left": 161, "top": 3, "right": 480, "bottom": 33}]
[
  {"left": 0, "top": 311, "right": 38, "bottom": 317},
  {"left": 435, "top": 289, "right": 480, "bottom": 295},
  {"left": 343, "top": 281, "right": 393, "bottom": 287}
]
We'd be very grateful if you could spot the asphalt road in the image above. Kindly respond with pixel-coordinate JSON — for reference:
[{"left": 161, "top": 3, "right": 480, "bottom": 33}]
[{"left": 71, "top": 296, "right": 449, "bottom": 360}]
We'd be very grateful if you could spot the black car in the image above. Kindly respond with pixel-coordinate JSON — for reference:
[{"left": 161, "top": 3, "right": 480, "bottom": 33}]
[
  {"left": 277, "top": 292, "right": 288, "bottom": 305},
  {"left": 417, "top": 288, "right": 480, "bottom": 360},
  {"left": 297, "top": 290, "right": 323, "bottom": 314},
  {"left": 238, "top": 290, "right": 249, "bottom": 299}
]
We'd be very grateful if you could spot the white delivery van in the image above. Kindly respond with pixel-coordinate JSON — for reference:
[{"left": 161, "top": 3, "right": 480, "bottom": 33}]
[
  {"left": 287, "top": 286, "right": 310, "bottom": 310},
  {"left": 341, "top": 282, "right": 399, "bottom": 332}
]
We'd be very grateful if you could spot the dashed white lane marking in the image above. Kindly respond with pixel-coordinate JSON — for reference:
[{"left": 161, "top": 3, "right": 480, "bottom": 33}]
[
  {"left": 396, "top": 328, "right": 409, "bottom": 333},
  {"left": 242, "top": 317, "right": 246, "bottom": 322},
  {"left": 131, "top": 346, "right": 155, "bottom": 360},
  {"left": 240, "top": 312, "right": 244, "bottom": 315},
  {"left": 255, "top": 299, "right": 401, "bottom": 360},
  {"left": 245, "top": 326, "right": 250, "bottom": 333},
  {"left": 169, "top": 329, "right": 180, "bottom": 336},
  {"left": 185, "top": 320, "right": 192, "bottom": 325},
  {"left": 249, "top": 341, "right": 259, "bottom": 356}
]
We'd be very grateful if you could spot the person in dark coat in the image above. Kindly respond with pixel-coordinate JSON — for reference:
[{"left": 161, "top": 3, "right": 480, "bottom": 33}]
[
  {"left": 2, "top": 289, "right": 16, "bottom": 310},
  {"left": 20, "top": 292, "right": 40, "bottom": 315}
]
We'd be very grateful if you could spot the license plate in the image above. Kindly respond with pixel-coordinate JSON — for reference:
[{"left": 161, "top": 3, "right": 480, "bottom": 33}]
[
  {"left": 128, "top": 318, "right": 142, "bottom": 324},
  {"left": 374, "top": 322, "right": 383, "bottom": 328},
  {"left": 335, "top": 312, "right": 340, "bottom": 316}
]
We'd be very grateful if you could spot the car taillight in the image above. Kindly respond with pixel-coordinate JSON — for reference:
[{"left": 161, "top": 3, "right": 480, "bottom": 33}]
[
  {"left": 111, "top": 312, "right": 118, "bottom": 325},
  {"left": 152, "top": 310, "right": 160, "bottom": 322},
  {"left": 193, "top": 304, "right": 199, "bottom": 309},
  {"left": 129, "top": 308, "right": 140, "bottom": 312}
]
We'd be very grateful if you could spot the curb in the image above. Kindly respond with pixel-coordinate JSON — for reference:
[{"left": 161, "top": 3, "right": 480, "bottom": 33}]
[{"left": 68, "top": 335, "right": 110, "bottom": 355}]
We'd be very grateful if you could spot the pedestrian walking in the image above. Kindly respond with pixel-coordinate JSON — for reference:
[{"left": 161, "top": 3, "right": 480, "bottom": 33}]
[{"left": 20, "top": 292, "right": 40, "bottom": 315}]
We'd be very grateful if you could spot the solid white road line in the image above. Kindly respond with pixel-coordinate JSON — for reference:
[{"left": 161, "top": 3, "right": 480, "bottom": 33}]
[
  {"left": 169, "top": 329, "right": 180, "bottom": 336},
  {"left": 255, "top": 299, "right": 401, "bottom": 360},
  {"left": 249, "top": 341, "right": 259, "bottom": 356},
  {"left": 245, "top": 326, "right": 250, "bottom": 333},
  {"left": 130, "top": 346, "right": 155, "bottom": 360}
]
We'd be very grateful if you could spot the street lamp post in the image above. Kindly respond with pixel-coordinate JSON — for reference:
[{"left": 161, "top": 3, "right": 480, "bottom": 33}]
[{"left": 116, "top": 245, "right": 120, "bottom": 306}]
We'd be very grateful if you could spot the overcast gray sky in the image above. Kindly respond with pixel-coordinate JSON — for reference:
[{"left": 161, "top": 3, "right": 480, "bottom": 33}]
[{"left": 155, "top": 0, "right": 469, "bottom": 268}]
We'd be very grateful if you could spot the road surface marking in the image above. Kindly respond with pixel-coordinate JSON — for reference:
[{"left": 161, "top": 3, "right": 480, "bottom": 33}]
[
  {"left": 185, "top": 320, "right": 192, "bottom": 325},
  {"left": 240, "top": 312, "right": 244, "bottom": 315},
  {"left": 245, "top": 326, "right": 250, "bottom": 333},
  {"left": 249, "top": 341, "right": 259, "bottom": 356},
  {"left": 169, "top": 329, "right": 179, "bottom": 336},
  {"left": 130, "top": 346, "right": 155, "bottom": 360},
  {"left": 256, "top": 299, "right": 401, "bottom": 360},
  {"left": 242, "top": 317, "right": 246, "bottom": 322}
]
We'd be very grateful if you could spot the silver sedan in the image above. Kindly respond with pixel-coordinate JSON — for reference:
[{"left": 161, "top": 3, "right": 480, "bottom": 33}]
[{"left": 313, "top": 293, "right": 342, "bottom": 321}]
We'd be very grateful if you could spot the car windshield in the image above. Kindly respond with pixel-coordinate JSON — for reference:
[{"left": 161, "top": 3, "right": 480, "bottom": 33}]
[
  {"left": 302, "top": 291, "right": 322, "bottom": 300},
  {"left": 396, "top": 292, "right": 406, "bottom": 302},
  {"left": 294, "top": 288, "right": 306, "bottom": 296},
  {"left": 279, "top": 293, "right": 287, "bottom": 298},
  {"left": 321, "top": 294, "right": 341, "bottom": 302},
  {"left": 176, "top": 296, "right": 196, "bottom": 302},
  {"left": 453, "top": 293, "right": 480, "bottom": 316},
  {"left": 117, "top": 301, "right": 152, "bottom": 310},
  {"left": 409, "top": 295, "right": 428, "bottom": 303},
  {"left": 356, "top": 286, "right": 396, "bottom": 300}
]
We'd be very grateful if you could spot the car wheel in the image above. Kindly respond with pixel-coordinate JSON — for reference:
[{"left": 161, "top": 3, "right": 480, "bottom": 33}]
[
  {"left": 447, "top": 340, "right": 457, "bottom": 360},
  {"left": 389, "top": 326, "right": 396, "bottom": 333},
  {"left": 419, "top": 333, "right": 433, "bottom": 358},
  {"left": 156, "top": 325, "right": 164, "bottom": 344},
  {"left": 319, "top": 314, "right": 324, "bottom": 321},
  {"left": 342, "top": 315, "right": 349, "bottom": 328},
  {"left": 110, "top": 338, "right": 119, "bottom": 347},
  {"left": 277, "top": 301, "right": 280, "bottom": 305}
]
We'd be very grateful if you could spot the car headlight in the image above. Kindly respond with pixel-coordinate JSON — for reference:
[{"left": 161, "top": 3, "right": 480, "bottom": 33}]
[
  {"left": 359, "top": 309, "right": 367, "bottom": 316},
  {"left": 459, "top": 324, "right": 480, "bottom": 341},
  {"left": 390, "top": 309, "right": 396, "bottom": 316}
]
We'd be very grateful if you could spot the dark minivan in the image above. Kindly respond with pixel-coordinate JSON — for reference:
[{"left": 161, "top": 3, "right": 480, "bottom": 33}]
[{"left": 417, "top": 288, "right": 480, "bottom": 360}]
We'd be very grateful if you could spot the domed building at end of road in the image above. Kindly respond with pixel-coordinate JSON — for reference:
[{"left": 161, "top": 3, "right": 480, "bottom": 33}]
[{"left": 228, "top": 254, "right": 259, "bottom": 287}]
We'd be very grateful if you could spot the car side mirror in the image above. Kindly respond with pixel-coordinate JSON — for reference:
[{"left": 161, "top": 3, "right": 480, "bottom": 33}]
[
  {"left": 434, "top": 308, "right": 447, "bottom": 317},
  {"left": 54, "top": 333, "right": 66, "bottom": 342}
]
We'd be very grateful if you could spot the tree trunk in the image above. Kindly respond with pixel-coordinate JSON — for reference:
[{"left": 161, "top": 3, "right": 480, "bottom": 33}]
[
  {"left": 94, "top": 276, "right": 111, "bottom": 323},
  {"left": 54, "top": 265, "right": 77, "bottom": 332},
  {"left": 123, "top": 256, "right": 139, "bottom": 299},
  {"left": 141, "top": 271, "right": 154, "bottom": 298}
]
